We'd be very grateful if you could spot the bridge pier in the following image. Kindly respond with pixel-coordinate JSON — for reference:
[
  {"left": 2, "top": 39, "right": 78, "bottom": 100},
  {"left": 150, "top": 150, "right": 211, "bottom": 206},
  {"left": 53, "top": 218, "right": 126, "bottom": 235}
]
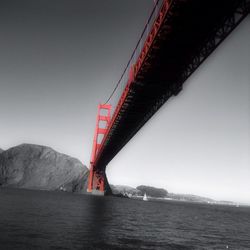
[
  {"left": 87, "top": 168, "right": 112, "bottom": 195},
  {"left": 87, "top": 189, "right": 104, "bottom": 196},
  {"left": 87, "top": 169, "right": 105, "bottom": 196}
]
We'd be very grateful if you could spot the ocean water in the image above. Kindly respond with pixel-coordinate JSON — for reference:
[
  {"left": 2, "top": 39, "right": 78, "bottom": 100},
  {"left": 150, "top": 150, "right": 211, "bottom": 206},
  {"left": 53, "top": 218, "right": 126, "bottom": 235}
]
[{"left": 0, "top": 188, "right": 249, "bottom": 250}]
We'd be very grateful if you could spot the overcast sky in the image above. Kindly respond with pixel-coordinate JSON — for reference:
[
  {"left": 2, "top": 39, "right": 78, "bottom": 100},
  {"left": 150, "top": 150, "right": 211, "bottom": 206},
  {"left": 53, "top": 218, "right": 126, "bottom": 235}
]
[{"left": 0, "top": 1, "right": 249, "bottom": 203}]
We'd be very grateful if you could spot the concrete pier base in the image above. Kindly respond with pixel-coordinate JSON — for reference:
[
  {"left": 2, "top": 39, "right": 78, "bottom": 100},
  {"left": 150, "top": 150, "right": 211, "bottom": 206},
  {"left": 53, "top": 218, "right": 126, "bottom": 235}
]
[{"left": 87, "top": 189, "right": 104, "bottom": 196}]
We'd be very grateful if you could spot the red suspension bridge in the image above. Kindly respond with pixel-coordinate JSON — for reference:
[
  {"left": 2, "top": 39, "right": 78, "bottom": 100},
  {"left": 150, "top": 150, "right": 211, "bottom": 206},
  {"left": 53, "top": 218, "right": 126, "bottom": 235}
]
[{"left": 87, "top": 0, "right": 250, "bottom": 195}]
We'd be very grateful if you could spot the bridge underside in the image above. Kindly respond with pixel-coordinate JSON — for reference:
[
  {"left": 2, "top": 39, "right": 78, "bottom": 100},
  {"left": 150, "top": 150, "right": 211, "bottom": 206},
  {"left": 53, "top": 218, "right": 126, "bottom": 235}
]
[{"left": 93, "top": 0, "right": 249, "bottom": 187}]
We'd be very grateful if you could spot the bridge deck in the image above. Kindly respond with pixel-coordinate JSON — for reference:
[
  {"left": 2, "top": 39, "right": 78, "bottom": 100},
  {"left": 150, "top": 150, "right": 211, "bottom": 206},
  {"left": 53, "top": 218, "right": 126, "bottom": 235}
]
[{"left": 94, "top": 0, "right": 249, "bottom": 171}]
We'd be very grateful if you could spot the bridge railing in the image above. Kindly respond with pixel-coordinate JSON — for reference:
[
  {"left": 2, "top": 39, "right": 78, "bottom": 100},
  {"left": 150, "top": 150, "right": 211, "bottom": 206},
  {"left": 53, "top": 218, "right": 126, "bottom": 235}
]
[{"left": 106, "top": 0, "right": 165, "bottom": 116}]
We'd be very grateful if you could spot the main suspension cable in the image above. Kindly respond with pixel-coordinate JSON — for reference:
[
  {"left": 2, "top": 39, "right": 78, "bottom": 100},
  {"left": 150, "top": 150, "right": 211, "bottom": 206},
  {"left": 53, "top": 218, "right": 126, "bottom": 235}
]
[{"left": 104, "top": 0, "right": 161, "bottom": 104}]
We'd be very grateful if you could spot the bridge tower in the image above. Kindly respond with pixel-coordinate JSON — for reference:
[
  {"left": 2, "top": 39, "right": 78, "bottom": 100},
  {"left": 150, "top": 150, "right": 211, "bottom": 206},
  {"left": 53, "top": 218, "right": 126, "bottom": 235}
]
[{"left": 87, "top": 104, "right": 112, "bottom": 195}]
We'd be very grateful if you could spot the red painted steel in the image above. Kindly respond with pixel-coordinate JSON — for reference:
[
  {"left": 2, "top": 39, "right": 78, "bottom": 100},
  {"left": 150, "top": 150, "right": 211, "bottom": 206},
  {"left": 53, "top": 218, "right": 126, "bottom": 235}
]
[
  {"left": 87, "top": 104, "right": 111, "bottom": 193},
  {"left": 133, "top": 0, "right": 171, "bottom": 77},
  {"left": 93, "top": 0, "right": 171, "bottom": 166}
]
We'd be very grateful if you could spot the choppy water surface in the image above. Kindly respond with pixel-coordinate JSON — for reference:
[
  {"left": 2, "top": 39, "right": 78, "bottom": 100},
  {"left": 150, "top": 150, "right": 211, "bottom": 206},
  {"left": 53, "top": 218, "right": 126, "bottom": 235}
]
[{"left": 0, "top": 188, "right": 249, "bottom": 249}]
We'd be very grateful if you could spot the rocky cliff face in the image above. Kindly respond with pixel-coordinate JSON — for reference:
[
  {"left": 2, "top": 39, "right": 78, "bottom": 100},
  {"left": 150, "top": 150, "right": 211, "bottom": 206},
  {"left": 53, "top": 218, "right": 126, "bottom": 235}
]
[
  {"left": 0, "top": 144, "right": 89, "bottom": 193},
  {"left": 0, "top": 148, "right": 4, "bottom": 154}
]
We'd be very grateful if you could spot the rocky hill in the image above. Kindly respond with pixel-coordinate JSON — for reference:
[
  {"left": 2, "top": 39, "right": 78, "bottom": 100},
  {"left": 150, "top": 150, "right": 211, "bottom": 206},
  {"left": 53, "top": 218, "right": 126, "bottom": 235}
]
[
  {"left": 110, "top": 185, "right": 141, "bottom": 196},
  {"left": 0, "top": 144, "right": 89, "bottom": 193},
  {"left": 137, "top": 185, "right": 168, "bottom": 198},
  {"left": 110, "top": 184, "right": 169, "bottom": 198},
  {"left": 0, "top": 148, "right": 4, "bottom": 154}
]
